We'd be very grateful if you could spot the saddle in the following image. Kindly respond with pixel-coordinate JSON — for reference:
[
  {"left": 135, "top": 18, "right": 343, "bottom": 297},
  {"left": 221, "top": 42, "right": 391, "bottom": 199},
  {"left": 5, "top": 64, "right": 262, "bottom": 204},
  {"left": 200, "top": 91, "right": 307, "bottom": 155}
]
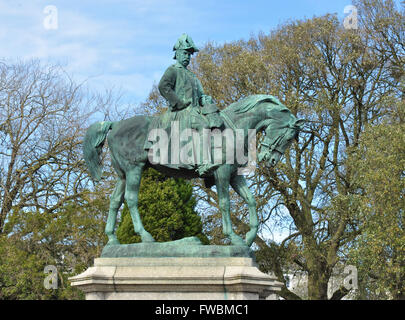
[
  {"left": 144, "top": 104, "right": 224, "bottom": 173},
  {"left": 191, "top": 103, "right": 224, "bottom": 130}
]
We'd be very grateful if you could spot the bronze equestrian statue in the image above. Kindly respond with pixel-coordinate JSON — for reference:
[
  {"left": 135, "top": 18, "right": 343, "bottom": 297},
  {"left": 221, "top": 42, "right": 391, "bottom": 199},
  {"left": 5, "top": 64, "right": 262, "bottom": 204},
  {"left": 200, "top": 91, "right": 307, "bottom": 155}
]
[{"left": 83, "top": 34, "right": 304, "bottom": 248}]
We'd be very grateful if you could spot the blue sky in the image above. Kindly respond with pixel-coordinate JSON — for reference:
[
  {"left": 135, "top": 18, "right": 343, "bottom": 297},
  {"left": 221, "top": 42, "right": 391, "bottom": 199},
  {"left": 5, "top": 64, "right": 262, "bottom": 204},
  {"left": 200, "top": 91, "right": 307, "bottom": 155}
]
[{"left": 0, "top": 0, "right": 399, "bottom": 107}]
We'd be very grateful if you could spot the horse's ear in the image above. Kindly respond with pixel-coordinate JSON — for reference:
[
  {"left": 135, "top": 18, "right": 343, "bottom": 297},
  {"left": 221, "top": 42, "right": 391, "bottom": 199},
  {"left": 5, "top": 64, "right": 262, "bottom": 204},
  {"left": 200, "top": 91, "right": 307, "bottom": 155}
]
[{"left": 295, "top": 119, "right": 305, "bottom": 129}]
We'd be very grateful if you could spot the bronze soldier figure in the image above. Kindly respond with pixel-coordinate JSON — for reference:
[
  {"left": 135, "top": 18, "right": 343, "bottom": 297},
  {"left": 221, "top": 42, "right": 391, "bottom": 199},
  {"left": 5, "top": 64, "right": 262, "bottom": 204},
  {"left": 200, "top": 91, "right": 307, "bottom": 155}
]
[{"left": 158, "top": 34, "right": 223, "bottom": 176}]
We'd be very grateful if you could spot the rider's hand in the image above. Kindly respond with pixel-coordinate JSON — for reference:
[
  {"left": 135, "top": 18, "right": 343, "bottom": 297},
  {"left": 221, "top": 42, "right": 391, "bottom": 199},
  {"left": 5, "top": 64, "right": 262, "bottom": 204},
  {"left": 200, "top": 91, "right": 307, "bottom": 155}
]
[
  {"left": 176, "top": 101, "right": 191, "bottom": 110},
  {"left": 201, "top": 95, "right": 214, "bottom": 106}
]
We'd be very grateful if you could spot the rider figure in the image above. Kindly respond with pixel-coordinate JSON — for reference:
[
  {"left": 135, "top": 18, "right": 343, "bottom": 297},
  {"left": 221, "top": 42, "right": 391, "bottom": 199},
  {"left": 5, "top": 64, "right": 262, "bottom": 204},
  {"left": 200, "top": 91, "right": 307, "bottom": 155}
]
[{"left": 158, "top": 34, "right": 223, "bottom": 176}]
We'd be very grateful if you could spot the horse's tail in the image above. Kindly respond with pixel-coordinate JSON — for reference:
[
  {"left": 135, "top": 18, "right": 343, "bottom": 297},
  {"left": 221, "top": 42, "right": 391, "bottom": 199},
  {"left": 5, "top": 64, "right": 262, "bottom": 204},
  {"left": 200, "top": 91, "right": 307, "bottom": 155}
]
[{"left": 83, "top": 121, "right": 113, "bottom": 181}]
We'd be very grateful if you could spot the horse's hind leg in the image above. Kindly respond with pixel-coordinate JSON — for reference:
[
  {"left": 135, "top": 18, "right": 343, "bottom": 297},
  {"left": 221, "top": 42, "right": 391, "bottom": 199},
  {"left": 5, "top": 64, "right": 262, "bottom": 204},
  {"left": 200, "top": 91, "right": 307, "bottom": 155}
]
[
  {"left": 125, "top": 164, "right": 155, "bottom": 242},
  {"left": 230, "top": 174, "right": 258, "bottom": 246},
  {"left": 105, "top": 177, "right": 125, "bottom": 245}
]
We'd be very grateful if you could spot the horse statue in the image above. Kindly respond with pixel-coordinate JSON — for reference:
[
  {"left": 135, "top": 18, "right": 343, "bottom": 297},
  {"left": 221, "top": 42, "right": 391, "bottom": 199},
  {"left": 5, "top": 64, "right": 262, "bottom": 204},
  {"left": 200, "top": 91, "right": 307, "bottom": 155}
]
[{"left": 83, "top": 94, "right": 304, "bottom": 247}]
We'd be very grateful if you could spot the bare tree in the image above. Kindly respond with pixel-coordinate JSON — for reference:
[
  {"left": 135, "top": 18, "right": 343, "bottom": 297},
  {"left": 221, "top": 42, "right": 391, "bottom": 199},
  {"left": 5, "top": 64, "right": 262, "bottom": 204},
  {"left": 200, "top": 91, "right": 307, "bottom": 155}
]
[
  {"left": 0, "top": 60, "right": 105, "bottom": 233},
  {"left": 192, "top": 0, "right": 404, "bottom": 299}
]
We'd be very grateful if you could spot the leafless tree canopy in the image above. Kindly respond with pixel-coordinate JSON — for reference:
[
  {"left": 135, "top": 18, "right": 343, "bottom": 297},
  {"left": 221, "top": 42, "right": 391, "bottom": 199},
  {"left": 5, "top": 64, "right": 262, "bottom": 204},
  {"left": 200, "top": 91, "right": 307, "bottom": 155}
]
[{"left": 0, "top": 60, "right": 103, "bottom": 233}]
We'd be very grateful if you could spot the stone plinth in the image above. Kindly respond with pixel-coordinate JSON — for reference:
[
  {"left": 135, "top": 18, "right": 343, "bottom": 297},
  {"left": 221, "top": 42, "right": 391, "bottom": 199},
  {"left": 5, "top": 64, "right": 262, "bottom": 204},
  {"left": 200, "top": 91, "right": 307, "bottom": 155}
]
[{"left": 69, "top": 256, "right": 282, "bottom": 300}]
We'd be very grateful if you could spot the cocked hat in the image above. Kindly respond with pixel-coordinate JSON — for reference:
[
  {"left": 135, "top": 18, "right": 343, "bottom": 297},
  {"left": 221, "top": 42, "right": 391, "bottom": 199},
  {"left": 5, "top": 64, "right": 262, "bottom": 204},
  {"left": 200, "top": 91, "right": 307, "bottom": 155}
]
[{"left": 173, "top": 34, "right": 199, "bottom": 56}]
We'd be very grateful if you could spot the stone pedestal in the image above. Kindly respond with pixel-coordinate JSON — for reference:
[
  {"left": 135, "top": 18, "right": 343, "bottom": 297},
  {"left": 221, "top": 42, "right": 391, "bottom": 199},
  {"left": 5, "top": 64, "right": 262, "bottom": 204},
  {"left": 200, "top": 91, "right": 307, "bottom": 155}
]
[{"left": 69, "top": 256, "right": 282, "bottom": 300}]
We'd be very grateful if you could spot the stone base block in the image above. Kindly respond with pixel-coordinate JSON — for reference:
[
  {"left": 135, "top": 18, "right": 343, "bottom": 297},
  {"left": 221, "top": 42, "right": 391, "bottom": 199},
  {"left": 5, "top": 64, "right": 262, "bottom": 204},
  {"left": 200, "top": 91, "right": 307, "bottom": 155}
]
[{"left": 69, "top": 257, "right": 282, "bottom": 300}]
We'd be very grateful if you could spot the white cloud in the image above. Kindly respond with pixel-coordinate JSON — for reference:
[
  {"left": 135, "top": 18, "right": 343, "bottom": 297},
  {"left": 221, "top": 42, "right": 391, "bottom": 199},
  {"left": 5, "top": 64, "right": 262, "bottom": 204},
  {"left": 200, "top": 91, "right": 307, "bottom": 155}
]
[
  {"left": 0, "top": 0, "right": 224, "bottom": 103},
  {"left": 1, "top": 0, "right": 365, "bottom": 104}
]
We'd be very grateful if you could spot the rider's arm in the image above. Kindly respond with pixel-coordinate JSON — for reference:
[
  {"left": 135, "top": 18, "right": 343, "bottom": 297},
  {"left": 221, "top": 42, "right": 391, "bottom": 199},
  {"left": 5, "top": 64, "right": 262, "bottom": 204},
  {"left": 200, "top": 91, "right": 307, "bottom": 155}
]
[
  {"left": 158, "top": 67, "right": 187, "bottom": 111},
  {"left": 196, "top": 77, "right": 214, "bottom": 106}
]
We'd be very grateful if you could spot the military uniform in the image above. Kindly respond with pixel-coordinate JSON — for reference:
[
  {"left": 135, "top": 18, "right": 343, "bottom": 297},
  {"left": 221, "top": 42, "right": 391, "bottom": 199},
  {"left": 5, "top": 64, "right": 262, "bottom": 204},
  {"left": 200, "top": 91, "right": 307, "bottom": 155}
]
[
  {"left": 158, "top": 62, "right": 205, "bottom": 131},
  {"left": 151, "top": 34, "right": 223, "bottom": 176}
]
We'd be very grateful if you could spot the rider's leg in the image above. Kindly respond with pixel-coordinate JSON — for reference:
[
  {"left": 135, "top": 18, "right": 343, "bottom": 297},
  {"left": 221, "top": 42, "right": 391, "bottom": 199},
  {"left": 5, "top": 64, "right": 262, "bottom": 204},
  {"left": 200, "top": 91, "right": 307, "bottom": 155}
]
[{"left": 196, "top": 126, "right": 221, "bottom": 177}]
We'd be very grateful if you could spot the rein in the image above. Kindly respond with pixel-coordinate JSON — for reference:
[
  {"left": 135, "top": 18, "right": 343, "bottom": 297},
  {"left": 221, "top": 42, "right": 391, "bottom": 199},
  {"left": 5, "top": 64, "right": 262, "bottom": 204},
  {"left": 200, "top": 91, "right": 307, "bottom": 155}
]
[
  {"left": 220, "top": 111, "right": 238, "bottom": 131},
  {"left": 261, "top": 125, "right": 293, "bottom": 154}
]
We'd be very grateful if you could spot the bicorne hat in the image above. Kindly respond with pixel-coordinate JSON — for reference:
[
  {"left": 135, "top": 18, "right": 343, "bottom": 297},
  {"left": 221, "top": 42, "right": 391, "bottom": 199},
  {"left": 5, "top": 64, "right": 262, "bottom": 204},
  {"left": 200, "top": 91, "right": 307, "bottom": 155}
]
[{"left": 173, "top": 34, "right": 199, "bottom": 58}]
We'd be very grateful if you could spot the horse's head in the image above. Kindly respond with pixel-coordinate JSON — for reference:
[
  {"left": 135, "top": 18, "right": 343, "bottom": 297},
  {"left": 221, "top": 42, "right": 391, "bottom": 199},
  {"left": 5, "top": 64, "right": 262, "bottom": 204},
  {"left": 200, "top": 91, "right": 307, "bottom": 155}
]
[{"left": 258, "top": 117, "right": 305, "bottom": 167}]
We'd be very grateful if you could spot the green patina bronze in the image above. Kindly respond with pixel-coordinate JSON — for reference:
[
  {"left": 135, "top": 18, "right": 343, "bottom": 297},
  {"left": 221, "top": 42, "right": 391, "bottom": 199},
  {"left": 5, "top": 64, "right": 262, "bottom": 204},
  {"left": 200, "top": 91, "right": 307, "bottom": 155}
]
[
  {"left": 83, "top": 34, "right": 304, "bottom": 256},
  {"left": 100, "top": 236, "right": 255, "bottom": 259},
  {"left": 146, "top": 33, "right": 223, "bottom": 176}
]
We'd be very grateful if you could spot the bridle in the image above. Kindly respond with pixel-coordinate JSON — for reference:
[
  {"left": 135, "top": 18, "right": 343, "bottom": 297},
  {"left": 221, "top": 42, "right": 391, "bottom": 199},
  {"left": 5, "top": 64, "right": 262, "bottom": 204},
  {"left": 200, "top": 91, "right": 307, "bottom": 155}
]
[{"left": 261, "top": 126, "right": 292, "bottom": 155}]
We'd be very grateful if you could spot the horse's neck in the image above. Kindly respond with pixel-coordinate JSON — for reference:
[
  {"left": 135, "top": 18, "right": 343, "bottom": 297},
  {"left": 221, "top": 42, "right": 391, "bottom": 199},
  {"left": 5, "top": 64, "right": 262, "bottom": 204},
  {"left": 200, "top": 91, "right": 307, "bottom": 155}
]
[{"left": 226, "top": 109, "right": 266, "bottom": 132}]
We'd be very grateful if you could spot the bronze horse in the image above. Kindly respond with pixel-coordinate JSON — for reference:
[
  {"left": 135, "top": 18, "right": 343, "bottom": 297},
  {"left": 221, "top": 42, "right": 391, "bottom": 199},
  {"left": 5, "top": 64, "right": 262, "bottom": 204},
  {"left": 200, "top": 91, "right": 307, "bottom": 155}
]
[{"left": 83, "top": 95, "right": 304, "bottom": 247}]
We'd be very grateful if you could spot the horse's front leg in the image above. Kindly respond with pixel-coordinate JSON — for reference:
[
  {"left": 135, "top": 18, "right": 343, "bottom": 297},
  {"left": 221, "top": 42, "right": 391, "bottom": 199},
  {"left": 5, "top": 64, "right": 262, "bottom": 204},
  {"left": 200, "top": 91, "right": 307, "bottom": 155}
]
[
  {"left": 230, "top": 174, "right": 258, "bottom": 246},
  {"left": 215, "top": 167, "right": 245, "bottom": 246}
]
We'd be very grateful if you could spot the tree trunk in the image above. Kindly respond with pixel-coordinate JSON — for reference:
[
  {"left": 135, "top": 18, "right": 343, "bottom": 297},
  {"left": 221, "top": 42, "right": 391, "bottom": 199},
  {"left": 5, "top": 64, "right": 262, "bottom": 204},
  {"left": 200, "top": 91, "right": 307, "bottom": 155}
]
[{"left": 307, "top": 271, "right": 329, "bottom": 300}]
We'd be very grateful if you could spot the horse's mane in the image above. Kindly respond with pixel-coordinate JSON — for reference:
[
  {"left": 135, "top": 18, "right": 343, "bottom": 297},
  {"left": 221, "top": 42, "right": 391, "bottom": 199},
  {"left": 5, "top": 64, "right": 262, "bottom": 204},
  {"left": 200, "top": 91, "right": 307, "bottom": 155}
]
[{"left": 224, "top": 94, "right": 284, "bottom": 114}]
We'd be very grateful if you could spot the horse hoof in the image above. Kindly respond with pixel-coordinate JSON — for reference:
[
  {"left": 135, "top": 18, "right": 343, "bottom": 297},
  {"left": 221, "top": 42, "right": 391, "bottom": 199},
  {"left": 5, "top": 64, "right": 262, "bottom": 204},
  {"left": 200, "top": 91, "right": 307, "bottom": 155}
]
[
  {"left": 245, "top": 230, "right": 257, "bottom": 247},
  {"left": 230, "top": 233, "right": 246, "bottom": 246},
  {"left": 141, "top": 232, "right": 155, "bottom": 243},
  {"left": 107, "top": 238, "right": 121, "bottom": 245}
]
